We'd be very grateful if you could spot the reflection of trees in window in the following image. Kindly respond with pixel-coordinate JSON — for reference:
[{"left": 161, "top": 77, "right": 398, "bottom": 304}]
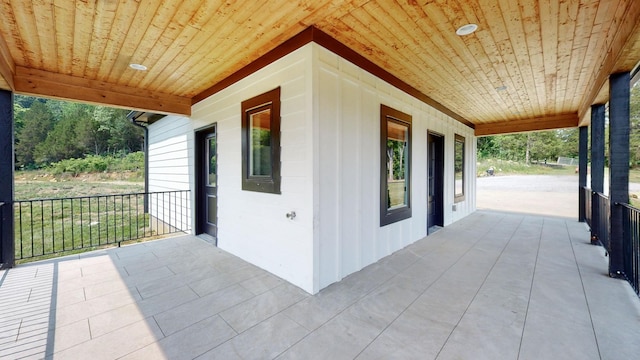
[
  {"left": 208, "top": 135, "right": 216, "bottom": 186},
  {"left": 380, "top": 105, "right": 412, "bottom": 226},
  {"left": 454, "top": 134, "right": 465, "bottom": 202},
  {"left": 250, "top": 127, "right": 271, "bottom": 176},
  {"left": 241, "top": 87, "right": 281, "bottom": 194},
  {"left": 387, "top": 139, "right": 407, "bottom": 180}
]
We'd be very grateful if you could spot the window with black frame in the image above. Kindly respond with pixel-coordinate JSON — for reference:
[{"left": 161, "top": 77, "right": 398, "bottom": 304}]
[
  {"left": 380, "top": 105, "right": 412, "bottom": 226},
  {"left": 454, "top": 134, "right": 465, "bottom": 202},
  {"left": 241, "top": 87, "right": 281, "bottom": 194}
]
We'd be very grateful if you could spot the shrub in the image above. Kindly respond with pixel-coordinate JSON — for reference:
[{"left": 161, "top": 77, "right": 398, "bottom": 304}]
[{"left": 49, "top": 152, "right": 143, "bottom": 176}]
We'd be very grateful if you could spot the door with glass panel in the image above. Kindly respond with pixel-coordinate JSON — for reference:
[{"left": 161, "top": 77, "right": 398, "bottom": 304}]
[
  {"left": 427, "top": 132, "right": 444, "bottom": 233},
  {"left": 197, "top": 126, "right": 217, "bottom": 238}
]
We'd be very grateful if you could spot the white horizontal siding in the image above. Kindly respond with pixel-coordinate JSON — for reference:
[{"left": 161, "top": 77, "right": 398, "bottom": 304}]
[
  {"left": 313, "top": 44, "right": 476, "bottom": 289},
  {"left": 147, "top": 116, "right": 193, "bottom": 232}
]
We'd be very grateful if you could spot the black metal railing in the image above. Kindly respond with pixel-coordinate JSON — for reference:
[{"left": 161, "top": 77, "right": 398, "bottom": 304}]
[
  {"left": 583, "top": 187, "right": 592, "bottom": 227},
  {"left": 621, "top": 203, "right": 640, "bottom": 295},
  {"left": 14, "top": 190, "right": 190, "bottom": 261},
  {"left": 591, "top": 191, "right": 610, "bottom": 250}
]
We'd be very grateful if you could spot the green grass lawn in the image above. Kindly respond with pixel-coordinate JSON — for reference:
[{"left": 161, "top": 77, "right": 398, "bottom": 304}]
[
  {"left": 15, "top": 170, "right": 144, "bottom": 200},
  {"left": 478, "top": 158, "right": 640, "bottom": 181},
  {"left": 12, "top": 170, "right": 150, "bottom": 263},
  {"left": 477, "top": 158, "right": 577, "bottom": 177}
]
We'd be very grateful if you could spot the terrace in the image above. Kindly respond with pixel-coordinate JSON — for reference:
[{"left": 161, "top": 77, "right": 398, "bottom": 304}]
[
  {"left": 2, "top": 210, "right": 640, "bottom": 359},
  {"left": 1, "top": 1, "right": 640, "bottom": 358}
]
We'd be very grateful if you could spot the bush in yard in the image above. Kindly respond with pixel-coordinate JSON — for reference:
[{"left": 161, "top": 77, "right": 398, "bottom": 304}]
[{"left": 49, "top": 152, "right": 143, "bottom": 176}]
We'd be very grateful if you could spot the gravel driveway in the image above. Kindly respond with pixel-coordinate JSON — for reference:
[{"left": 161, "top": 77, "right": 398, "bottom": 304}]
[
  {"left": 477, "top": 174, "right": 640, "bottom": 218},
  {"left": 476, "top": 175, "right": 580, "bottom": 218}
]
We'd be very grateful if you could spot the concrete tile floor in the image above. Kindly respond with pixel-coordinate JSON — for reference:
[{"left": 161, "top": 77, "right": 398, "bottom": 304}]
[{"left": 1, "top": 210, "right": 640, "bottom": 359}]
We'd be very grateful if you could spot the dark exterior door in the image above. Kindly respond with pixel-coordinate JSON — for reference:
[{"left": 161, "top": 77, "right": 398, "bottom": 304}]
[
  {"left": 196, "top": 126, "right": 217, "bottom": 238},
  {"left": 427, "top": 132, "right": 444, "bottom": 232}
]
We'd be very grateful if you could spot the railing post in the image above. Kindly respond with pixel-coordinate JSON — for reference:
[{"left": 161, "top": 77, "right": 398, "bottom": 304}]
[
  {"left": 608, "top": 72, "right": 630, "bottom": 277},
  {"left": 578, "top": 126, "right": 588, "bottom": 222},
  {"left": 0, "top": 89, "right": 15, "bottom": 269}
]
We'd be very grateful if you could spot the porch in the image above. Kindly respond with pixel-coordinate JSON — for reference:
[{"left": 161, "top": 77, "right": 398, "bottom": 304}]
[{"left": 2, "top": 210, "right": 639, "bottom": 360}]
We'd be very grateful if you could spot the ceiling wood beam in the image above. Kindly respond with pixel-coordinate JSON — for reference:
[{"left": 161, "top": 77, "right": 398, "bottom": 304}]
[
  {"left": 0, "top": 34, "right": 15, "bottom": 90},
  {"left": 577, "top": 0, "right": 640, "bottom": 124},
  {"left": 475, "top": 113, "right": 579, "bottom": 136},
  {"left": 14, "top": 67, "right": 191, "bottom": 116}
]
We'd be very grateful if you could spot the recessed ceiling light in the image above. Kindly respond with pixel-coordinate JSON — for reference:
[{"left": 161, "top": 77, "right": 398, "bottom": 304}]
[
  {"left": 456, "top": 23, "right": 478, "bottom": 36},
  {"left": 129, "top": 63, "right": 148, "bottom": 71},
  {"left": 496, "top": 85, "right": 508, "bottom": 91}
]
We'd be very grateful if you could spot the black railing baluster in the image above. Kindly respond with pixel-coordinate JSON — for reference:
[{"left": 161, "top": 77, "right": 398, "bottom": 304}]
[
  {"left": 70, "top": 199, "right": 74, "bottom": 250},
  {"left": 112, "top": 196, "right": 115, "bottom": 243},
  {"left": 88, "top": 197, "right": 93, "bottom": 247},
  {"left": 79, "top": 198, "right": 83, "bottom": 249},
  {"left": 50, "top": 199, "right": 54, "bottom": 254},
  {"left": 105, "top": 196, "right": 109, "bottom": 244},
  {"left": 30, "top": 201, "right": 34, "bottom": 257},
  {"left": 135, "top": 194, "right": 138, "bottom": 238},
  {"left": 127, "top": 195, "right": 131, "bottom": 240},
  {"left": 155, "top": 192, "right": 159, "bottom": 235},
  {"left": 39, "top": 200, "right": 44, "bottom": 256},
  {"left": 619, "top": 203, "right": 640, "bottom": 296},
  {"left": 61, "top": 199, "right": 65, "bottom": 251},
  {"left": 18, "top": 202, "right": 23, "bottom": 259},
  {"left": 121, "top": 195, "right": 125, "bottom": 241},
  {"left": 97, "top": 196, "right": 101, "bottom": 245}
]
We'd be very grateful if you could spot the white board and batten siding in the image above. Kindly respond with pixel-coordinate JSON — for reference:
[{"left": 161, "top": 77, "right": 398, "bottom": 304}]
[
  {"left": 313, "top": 44, "right": 476, "bottom": 290},
  {"left": 190, "top": 46, "right": 316, "bottom": 293},
  {"left": 147, "top": 43, "right": 476, "bottom": 294}
]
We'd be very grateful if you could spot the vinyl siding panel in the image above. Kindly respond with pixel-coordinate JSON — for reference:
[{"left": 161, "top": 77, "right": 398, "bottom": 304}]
[{"left": 147, "top": 115, "right": 193, "bottom": 231}]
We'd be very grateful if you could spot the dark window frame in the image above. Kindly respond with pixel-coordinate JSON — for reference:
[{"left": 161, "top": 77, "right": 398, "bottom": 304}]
[
  {"left": 380, "top": 104, "right": 412, "bottom": 226},
  {"left": 241, "top": 87, "right": 281, "bottom": 194},
  {"left": 454, "top": 133, "right": 465, "bottom": 203}
]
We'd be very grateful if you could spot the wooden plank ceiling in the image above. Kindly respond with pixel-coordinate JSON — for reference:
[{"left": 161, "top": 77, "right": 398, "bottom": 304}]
[{"left": 0, "top": 0, "right": 639, "bottom": 135}]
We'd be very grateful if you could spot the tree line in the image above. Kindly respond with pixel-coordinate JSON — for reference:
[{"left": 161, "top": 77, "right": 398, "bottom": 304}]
[
  {"left": 14, "top": 95, "right": 144, "bottom": 169},
  {"left": 477, "top": 128, "right": 578, "bottom": 164},
  {"left": 478, "top": 83, "right": 640, "bottom": 166}
]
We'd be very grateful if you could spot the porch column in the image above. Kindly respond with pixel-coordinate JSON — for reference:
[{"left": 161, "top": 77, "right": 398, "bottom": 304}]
[
  {"left": 0, "top": 89, "right": 14, "bottom": 269},
  {"left": 578, "top": 126, "right": 588, "bottom": 221},
  {"left": 590, "top": 104, "right": 605, "bottom": 245},
  {"left": 608, "top": 72, "right": 630, "bottom": 277},
  {"left": 590, "top": 104, "right": 606, "bottom": 194}
]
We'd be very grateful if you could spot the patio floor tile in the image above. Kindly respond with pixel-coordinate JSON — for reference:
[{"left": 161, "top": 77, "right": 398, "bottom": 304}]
[{"left": 1, "top": 210, "right": 640, "bottom": 359}]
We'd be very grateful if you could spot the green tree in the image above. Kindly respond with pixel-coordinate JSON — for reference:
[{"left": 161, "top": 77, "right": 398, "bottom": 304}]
[
  {"left": 556, "top": 128, "right": 579, "bottom": 159},
  {"left": 15, "top": 101, "right": 55, "bottom": 168},
  {"left": 35, "top": 110, "right": 84, "bottom": 163},
  {"left": 494, "top": 133, "right": 527, "bottom": 161},
  {"left": 477, "top": 136, "right": 499, "bottom": 159},
  {"left": 528, "top": 131, "right": 560, "bottom": 162},
  {"left": 98, "top": 107, "right": 143, "bottom": 153}
]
